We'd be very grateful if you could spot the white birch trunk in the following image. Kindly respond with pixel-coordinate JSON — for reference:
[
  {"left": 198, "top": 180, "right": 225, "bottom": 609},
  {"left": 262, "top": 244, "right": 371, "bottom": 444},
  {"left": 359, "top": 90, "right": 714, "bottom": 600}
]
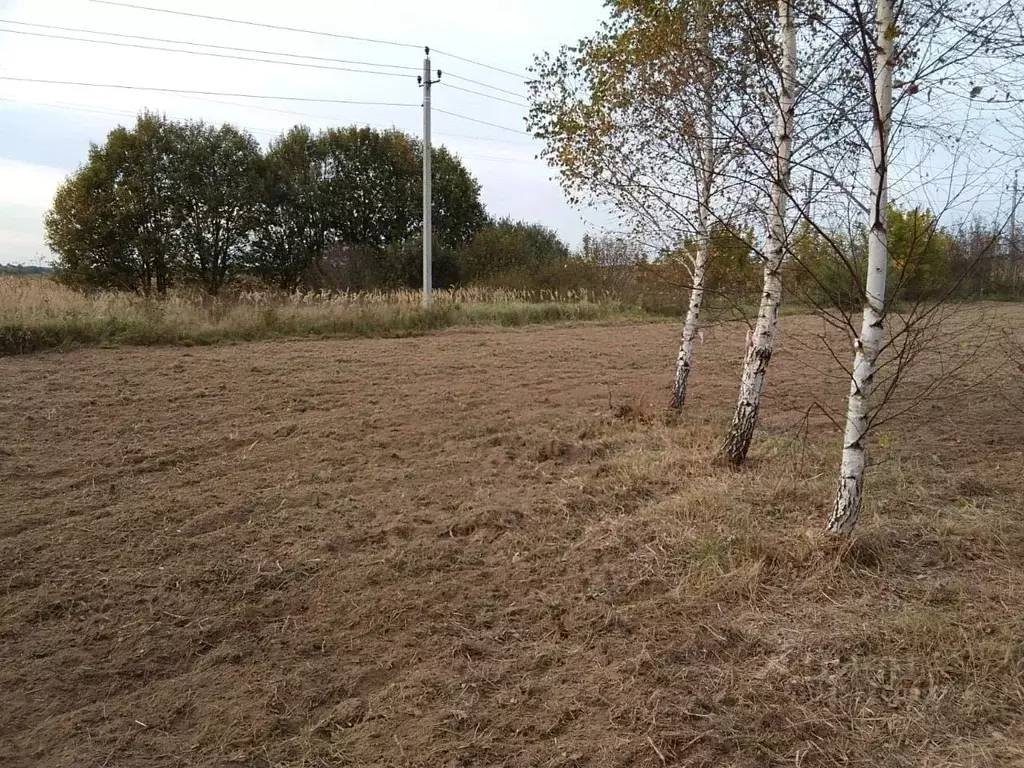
[
  {"left": 828, "top": 0, "right": 894, "bottom": 534},
  {"left": 722, "top": 0, "right": 797, "bottom": 464},
  {"left": 670, "top": 181, "right": 712, "bottom": 409},
  {"left": 671, "top": 7, "right": 714, "bottom": 410}
]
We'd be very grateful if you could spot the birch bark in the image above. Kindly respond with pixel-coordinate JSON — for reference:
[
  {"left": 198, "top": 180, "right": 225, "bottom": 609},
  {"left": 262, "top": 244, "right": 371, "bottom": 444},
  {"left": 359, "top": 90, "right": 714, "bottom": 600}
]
[
  {"left": 670, "top": 162, "right": 712, "bottom": 408},
  {"left": 670, "top": 3, "right": 715, "bottom": 409},
  {"left": 828, "top": 0, "right": 894, "bottom": 534},
  {"left": 722, "top": 0, "right": 798, "bottom": 463}
]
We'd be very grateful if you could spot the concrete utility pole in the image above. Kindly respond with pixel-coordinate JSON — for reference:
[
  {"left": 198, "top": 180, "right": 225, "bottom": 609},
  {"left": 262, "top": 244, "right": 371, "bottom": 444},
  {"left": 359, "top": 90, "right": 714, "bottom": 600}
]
[{"left": 418, "top": 48, "right": 441, "bottom": 308}]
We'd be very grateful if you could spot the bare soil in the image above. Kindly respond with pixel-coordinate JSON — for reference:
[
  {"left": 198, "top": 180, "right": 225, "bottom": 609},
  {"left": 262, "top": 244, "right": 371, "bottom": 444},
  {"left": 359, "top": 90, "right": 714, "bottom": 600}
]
[{"left": 2, "top": 308, "right": 1023, "bottom": 767}]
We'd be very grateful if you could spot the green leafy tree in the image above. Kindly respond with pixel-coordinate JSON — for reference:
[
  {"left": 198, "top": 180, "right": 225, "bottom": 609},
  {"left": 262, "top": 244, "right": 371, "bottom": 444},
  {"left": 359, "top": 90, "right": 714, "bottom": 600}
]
[
  {"left": 168, "top": 120, "right": 264, "bottom": 295},
  {"left": 431, "top": 146, "right": 488, "bottom": 250},
  {"left": 47, "top": 162, "right": 126, "bottom": 292},
  {"left": 319, "top": 127, "right": 485, "bottom": 253},
  {"left": 47, "top": 111, "right": 177, "bottom": 295},
  {"left": 252, "top": 126, "right": 486, "bottom": 288},
  {"left": 456, "top": 218, "right": 570, "bottom": 283},
  {"left": 786, "top": 220, "right": 862, "bottom": 309},
  {"left": 47, "top": 118, "right": 486, "bottom": 294},
  {"left": 380, "top": 235, "right": 460, "bottom": 289},
  {"left": 788, "top": 206, "right": 955, "bottom": 309},
  {"left": 666, "top": 224, "right": 759, "bottom": 297},
  {"left": 887, "top": 205, "right": 953, "bottom": 300},
  {"left": 253, "top": 126, "right": 334, "bottom": 289},
  {"left": 706, "top": 225, "right": 759, "bottom": 296},
  {"left": 321, "top": 127, "right": 420, "bottom": 249}
]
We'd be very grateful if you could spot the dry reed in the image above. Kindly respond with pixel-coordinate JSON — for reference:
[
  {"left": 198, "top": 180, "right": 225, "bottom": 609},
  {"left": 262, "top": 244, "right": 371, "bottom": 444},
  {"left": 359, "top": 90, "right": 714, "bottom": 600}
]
[{"left": 0, "top": 276, "right": 650, "bottom": 355}]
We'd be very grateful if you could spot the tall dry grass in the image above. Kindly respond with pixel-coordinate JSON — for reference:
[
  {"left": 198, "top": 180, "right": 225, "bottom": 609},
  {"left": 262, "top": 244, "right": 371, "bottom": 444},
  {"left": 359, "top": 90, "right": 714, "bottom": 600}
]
[
  {"left": 493, "top": 368, "right": 1024, "bottom": 765},
  {"left": 0, "top": 277, "right": 652, "bottom": 355}
]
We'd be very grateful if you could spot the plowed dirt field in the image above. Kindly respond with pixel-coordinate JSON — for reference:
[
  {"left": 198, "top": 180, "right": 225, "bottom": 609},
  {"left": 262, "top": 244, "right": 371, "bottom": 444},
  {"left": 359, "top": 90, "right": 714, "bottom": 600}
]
[{"left": 3, "top": 310, "right": 1023, "bottom": 767}]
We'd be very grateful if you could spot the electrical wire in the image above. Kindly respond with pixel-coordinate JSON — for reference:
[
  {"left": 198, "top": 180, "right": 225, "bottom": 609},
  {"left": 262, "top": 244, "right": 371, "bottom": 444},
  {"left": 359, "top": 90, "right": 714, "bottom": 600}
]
[
  {"left": 3, "top": 98, "right": 541, "bottom": 169},
  {"left": 90, "top": 1, "right": 530, "bottom": 84},
  {"left": 0, "top": 27, "right": 415, "bottom": 78},
  {"left": 432, "top": 48, "right": 527, "bottom": 80},
  {"left": 434, "top": 108, "right": 528, "bottom": 135},
  {"left": 443, "top": 72, "right": 527, "bottom": 99},
  {"left": 457, "top": 153, "right": 539, "bottom": 165},
  {"left": 89, "top": 0, "right": 422, "bottom": 49},
  {"left": 1, "top": 94, "right": 537, "bottom": 147},
  {"left": 0, "top": 95, "right": 138, "bottom": 119},
  {"left": 0, "top": 96, "right": 284, "bottom": 137},
  {"left": 0, "top": 18, "right": 421, "bottom": 71},
  {"left": 440, "top": 82, "right": 527, "bottom": 108},
  {"left": 433, "top": 130, "right": 535, "bottom": 147},
  {"left": 1, "top": 24, "right": 532, "bottom": 107},
  {"left": 177, "top": 96, "right": 351, "bottom": 122},
  {"left": 0, "top": 76, "right": 420, "bottom": 107},
  {"left": 180, "top": 96, "right": 537, "bottom": 145}
]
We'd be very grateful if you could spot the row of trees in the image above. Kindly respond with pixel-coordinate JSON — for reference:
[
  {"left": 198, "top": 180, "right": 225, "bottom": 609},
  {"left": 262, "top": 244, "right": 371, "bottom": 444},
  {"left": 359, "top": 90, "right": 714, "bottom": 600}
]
[
  {"left": 47, "top": 110, "right": 1015, "bottom": 307},
  {"left": 46, "top": 114, "right": 576, "bottom": 295},
  {"left": 529, "top": 0, "right": 1024, "bottom": 534}
]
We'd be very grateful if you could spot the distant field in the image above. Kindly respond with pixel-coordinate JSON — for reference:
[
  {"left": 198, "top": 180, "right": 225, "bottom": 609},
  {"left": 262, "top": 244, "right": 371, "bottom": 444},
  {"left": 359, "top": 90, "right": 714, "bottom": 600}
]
[
  {"left": 0, "top": 276, "right": 657, "bottom": 356},
  {"left": 2, "top": 307, "right": 1023, "bottom": 766}
]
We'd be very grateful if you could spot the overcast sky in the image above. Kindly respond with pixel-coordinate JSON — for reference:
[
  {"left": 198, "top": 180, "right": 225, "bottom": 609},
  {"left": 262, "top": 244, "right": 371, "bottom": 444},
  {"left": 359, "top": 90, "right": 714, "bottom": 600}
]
[{"left": 0, "top": 0, "right": 610, "bottom": 265}]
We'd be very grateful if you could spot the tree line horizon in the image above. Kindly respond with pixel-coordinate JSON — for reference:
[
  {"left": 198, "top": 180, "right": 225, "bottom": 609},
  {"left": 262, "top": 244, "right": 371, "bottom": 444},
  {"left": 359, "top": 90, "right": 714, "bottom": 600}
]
[{"left": 42, "top": 111, "right": 1019, "bottom": 308}]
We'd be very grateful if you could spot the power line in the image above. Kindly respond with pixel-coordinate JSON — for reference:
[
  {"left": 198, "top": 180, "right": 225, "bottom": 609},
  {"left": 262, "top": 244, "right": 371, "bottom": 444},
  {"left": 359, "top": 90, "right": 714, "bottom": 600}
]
[
  {"left": 194, "top": 96, "right": 534, "bottom": 145},
  {"left": 171, "top": 97, "right": 536, "bottom": 147},
  {"left": 0, "top": 27, "right": 414, "bottom": 78},
  {"left": 89, "top": 0, "right": 421, "bottom": 50},
  {"left": 441, "top": 82, "right": 528, "bottom": 108},
  {"left": 0, "top": 96, "right": 285, "bottom": 137},
  {"left": 434, "top": 108, "right": 528, "bottom": 135},
  {"left": 457, "top": 153, "right": 539, "bottom": 165},
  {"left": 90, "top": 0, "right": 529, "bottom": 84},
  {"left": 0, "top": 95, "right": 137, "bottom": 119},
  {"left": 432, "top": 48, "right": 528, "bottom": 81},
  {"left": 0, "top": 98, "right": 533, "bottom": 160},
  {"left": 172, "top": 97, "right": 535, "bottom": 146},
  {"left": 444, "top": 73, "right": 527, "bottom": 99},
  {"left": 2, "top": 23, "right": 529, "bottom": 108},
  {"left": 177, "top": 95, "right": 382, "bottom": 123},
  {"left": 1, "top": 93, "right": 537, "bottom": 148},
  {"left": 433, "top": 130, "right": 534, "bottom": 147},
  {"left": 0, "top": 19, "right": 421, "bottom": 72},
  {"left": 0, "top": 77, "right": 420, "bottom": 107}
]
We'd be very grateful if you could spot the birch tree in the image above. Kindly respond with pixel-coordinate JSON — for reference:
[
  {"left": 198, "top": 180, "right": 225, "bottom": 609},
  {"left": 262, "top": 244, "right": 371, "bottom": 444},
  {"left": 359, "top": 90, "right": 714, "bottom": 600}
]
[
  {"left": 722, "top": 0, "right": 799, "bottom": 463},
  {"left": 670, "top": 1, "right": 716, "bottom": 409},
  {"left": 827, "top": 0, "right": 895, "bottom": 533},
  {"left": 528, "top": 0, "right": 771, "bottom": 408},
  {"left": 815, "top": 0, "right": 1024, "bottom": 533},
  {"left": 710, "top": 0, "right": 867, "bottom": 466}
]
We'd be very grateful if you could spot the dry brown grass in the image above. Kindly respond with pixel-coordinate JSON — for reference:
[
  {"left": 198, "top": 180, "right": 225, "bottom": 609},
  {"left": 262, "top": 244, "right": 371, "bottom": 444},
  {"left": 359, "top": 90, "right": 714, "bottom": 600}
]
[
  {"left": 536, "top": 404, "right": 1024, "bottom": 766},
  {"left": 1, "top": 307, "right": 1023, "bottom": 766},
  {"left": 0, "top": 276, "right": 645, "bottom": 355}
]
